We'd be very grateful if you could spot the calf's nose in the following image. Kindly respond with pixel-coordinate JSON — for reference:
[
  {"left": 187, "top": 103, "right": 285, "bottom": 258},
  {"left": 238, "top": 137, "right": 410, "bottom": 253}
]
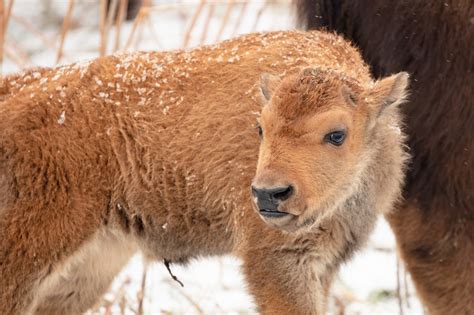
[{"left": 251, "top": 185, "right": 293, "bottom": 210}]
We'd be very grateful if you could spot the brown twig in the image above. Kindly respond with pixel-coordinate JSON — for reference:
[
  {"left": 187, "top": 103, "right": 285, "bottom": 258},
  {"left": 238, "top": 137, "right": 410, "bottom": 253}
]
[
  {"left": 133, "top": 11, "right": 147, "bottom": 50},
  {"left": 251, "top": 1, "right": 268, "bottom": 32},
  {"left": 3, "top": 0, "right": 13, "bottom": 37},
  {"left": 99, "top": 0, "right": 108, "bottom": 56},
  {"left": 4, "top": 44, "right": 26, "bottom": 68},
  {"left": 182, "top": 0, "right": 205, "bottom": 48},
  {"left": 144, "top": 14, "right": 162, "bottom": 48},
  {"left": 9, "top": 39, "right": 29, "bottom": 64},
  {"left": 136, "top": 3, "right": 185, "bottom": 13},
  {"left": 103, "top": 0, "right": 119, "bottom": 55},
  {"left": 200, "top": 2, "right": 215, "bottom": 44},
  {"left": 333, "top": 295, "right": 346, "bottom": 315},
  {"left": 11, "top": 14, "right": 55, "bottom": 50},
  {"left": 119, "top": 278, "right": 131, "bottom": 315},
  {"left": 403, "top": 269, "right": 411, "bottom": 308},
  {"left": 131, "top": 22, "right": 144, "bottom": 51},
  {"left": 114, "top": 0, "right": 128, "bottom": 52},
  {"left": 56, "top": 0, "right": 74, "bottom": 63},
  {"left": 0, "top": 0, "right": 14, "bottom": 75},
  {"left": 0, "top": 1, "right": 5, "bottom": 76},
  {"left": 174, "top": 285, "right": 205, "bottom": 315},
  {"left": 90, "top": 277, "right": 131, "bottom": 315},
  {"left": 215, "top": 0, "right": 234, "bottom": 41},
  {"left": 136, "top": 263, "right": 148, "bottom": 315},
  {"left": 231, "top": 2, "right": 247, "bottom": 37},
  {"left": 371, "top": 245, "right": 394, "bottom": 253},
  {"left": 396, "top": 254, "right": 404, "bottom": 315},
  {"left": 164, "top": 259, "right": 184, "bottom": 287},
  {"left": 123, "top": 7, "right": 145, "bottom": 51},
  {"left": 4, "top": 0, "right": 12, "bottom": 23}
]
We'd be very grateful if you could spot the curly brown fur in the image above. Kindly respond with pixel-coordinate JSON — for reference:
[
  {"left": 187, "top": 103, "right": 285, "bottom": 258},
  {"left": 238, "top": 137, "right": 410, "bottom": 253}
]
[
  {"left": 295, "top": 1, "right": 474, "bottom": 314},
  {"left": 0, "top": 30, "right": 408, "bottom": 314}
]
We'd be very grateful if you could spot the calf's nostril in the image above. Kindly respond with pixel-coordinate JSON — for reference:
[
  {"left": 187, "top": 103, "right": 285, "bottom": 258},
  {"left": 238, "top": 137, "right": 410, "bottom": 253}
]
[
  {"left": 270, "top": 185, "right": 293, "bottom": 202},
  {"left": 251, "top": 185, "right": 293, "bottom": 211}
]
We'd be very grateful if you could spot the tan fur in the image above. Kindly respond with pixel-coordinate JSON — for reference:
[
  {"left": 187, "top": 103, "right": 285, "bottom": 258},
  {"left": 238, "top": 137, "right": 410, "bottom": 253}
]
[
  {"left": 0, "top": 31, "right": 408, "bottom": 314},
  {"left": 28, "top": 230, "right": 136, "bottom": 314}
]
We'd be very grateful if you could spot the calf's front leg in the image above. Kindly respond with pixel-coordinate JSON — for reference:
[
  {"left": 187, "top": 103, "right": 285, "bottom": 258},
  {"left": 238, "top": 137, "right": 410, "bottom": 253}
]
[{"left": 240, "top": 226, "right": 337, "bottom": 315}]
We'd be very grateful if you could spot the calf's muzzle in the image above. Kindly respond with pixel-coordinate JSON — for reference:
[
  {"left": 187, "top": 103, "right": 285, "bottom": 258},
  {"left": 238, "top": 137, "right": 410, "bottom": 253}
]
[{"left": 251, "top": 185, "right": 293, "bottom": 218}]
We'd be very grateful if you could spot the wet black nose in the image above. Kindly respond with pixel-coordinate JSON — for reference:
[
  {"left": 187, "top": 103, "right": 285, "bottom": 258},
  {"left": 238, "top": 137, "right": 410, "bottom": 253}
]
[{"left": 251, "top": 186, "right": 293, "bottom": 211}]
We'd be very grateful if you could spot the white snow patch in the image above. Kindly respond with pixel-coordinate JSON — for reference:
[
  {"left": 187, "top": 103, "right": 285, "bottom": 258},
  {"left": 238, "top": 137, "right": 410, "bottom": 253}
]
[{"left": 57, "top": 111, "right": 66, "bottom": 125}]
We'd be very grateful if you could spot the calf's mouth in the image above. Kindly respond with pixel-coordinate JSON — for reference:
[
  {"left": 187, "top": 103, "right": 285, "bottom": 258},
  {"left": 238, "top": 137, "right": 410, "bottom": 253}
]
[{"left": 259, "top": 208, "right": 290, "bottom": 218}]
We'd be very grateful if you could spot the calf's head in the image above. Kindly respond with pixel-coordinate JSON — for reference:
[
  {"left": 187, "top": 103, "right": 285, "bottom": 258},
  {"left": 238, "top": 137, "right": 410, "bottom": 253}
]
[{"left": 251, "top": 68, "right": 408, "bottom": 232}]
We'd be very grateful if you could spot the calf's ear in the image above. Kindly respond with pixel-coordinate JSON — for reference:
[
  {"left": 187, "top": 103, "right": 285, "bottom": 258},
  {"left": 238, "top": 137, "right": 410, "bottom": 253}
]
[
  {"left": 368, "top": 72, "right": 409, "bottom": 117},
  {"left": 258, "top": 73, "right": 281, "bottom": 103}
]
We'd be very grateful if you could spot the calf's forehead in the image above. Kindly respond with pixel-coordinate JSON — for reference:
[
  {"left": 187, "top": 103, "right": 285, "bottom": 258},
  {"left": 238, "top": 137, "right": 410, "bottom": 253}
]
[
  {"left": 261, "top": 92, "right": 356, "bottom": 129},
  {"left": 270, "top": 74, "right": 362, "bottom": 120},
  {"left": 261, "top": 104, "right": 355, "bottom": 139}
]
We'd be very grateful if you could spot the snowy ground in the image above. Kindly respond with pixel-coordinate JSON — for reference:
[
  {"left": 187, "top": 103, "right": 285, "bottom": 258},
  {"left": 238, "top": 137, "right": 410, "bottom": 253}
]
[
  {"left": 85, "top": 219, "right": 424, "bottom": 315},
  {"left": 5, "top": 1, "right": 424, "bottom": 314}
]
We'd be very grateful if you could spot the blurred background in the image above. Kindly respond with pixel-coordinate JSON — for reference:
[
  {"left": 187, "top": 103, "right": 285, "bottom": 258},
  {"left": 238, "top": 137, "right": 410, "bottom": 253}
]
[{"left": 2, "top": 1, "right": 424, "bottom": 314}]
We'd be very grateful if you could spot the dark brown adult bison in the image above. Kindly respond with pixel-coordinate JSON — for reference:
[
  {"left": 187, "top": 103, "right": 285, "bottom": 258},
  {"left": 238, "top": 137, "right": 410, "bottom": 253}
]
[{"left": 296, "top": 1, "right": 473, "bottom": 314}]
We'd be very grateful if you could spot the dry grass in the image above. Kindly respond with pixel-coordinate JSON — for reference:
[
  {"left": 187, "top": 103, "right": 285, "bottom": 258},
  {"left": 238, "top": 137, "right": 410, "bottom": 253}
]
[
  {"left": 215, "top": 0, "right": 234, "bottom": 41},
  {"left": 1, "top": 0, "right": 293, "bottom": 73},
  {"left": 56, "top": 0, "right": 74, "bottom": 63},
  {"left": 114, "top": 0, "right": 128, "bottom": 51},
  {"left": 183, "top": 0, "right": 206, "bottom": 48},
  {"left": 99, "top": 0, "right": 107, "bottom": 56},
  {"left": 0, "top": 0, "right": 14, "bottom": 75}
]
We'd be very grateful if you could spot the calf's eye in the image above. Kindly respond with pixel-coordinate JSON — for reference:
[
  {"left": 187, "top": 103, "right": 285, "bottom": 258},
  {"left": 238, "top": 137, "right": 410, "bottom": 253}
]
[
  {"left": 257, "top": 125, "right": 263, "bottom": 138},
  {"left": 324, "top": 130, "right": 346, "bottom": 146}
]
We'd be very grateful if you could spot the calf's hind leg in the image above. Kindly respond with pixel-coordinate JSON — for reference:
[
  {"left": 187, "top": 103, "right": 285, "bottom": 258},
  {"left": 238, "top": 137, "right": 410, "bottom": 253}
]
[
  {"left": 31, "top": 229, "right": 137, "bottom": 314},
  {"left": 0, "top": 189, "right": 134, "bottom": 314}
]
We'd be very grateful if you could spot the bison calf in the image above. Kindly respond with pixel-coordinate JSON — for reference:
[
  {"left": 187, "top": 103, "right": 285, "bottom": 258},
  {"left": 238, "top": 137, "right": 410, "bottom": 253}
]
[{"left": 0, "top": 31, "right": 408, "bottom": 314}]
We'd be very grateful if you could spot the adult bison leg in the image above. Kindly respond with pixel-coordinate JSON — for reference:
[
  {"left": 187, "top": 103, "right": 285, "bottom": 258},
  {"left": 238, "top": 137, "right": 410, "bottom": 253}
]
[
  {"left": 240, "top": 226, "right": 335, "bottom": 314},
  {"left": 386, "top": 203, "right": 474, "bottom": 315}
]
